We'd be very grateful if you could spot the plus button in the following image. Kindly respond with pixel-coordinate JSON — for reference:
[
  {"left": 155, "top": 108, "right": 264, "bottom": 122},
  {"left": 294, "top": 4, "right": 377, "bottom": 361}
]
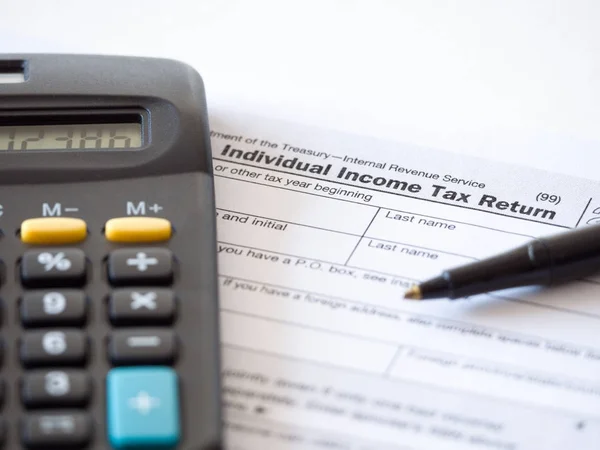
[
  {"left": 126, "top": 253, "right": 158, "bottom": 272},
  {"left": 128, "top": 391, "right": 161, "bottom": 415},
  {"left": 107, "top": 367, "right": 180, "bottom": 447}
]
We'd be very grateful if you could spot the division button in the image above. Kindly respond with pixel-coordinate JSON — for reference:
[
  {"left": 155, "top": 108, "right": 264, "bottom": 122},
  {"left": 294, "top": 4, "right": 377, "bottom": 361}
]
[
  {"left": 21, "top": 290, "right": 87, "bottom": 327},
  {"left": 21, "top": 217, "right": 87, "bottom": 245},
  {"left": 109, "top": 289, "right": 175, "bottom": 325},
  {"left": 107, "top": 367, "right": 180, "bottom": 449},
  {"left": 105, "top": 217, "right": 172, "bottom": 243},
  {"left": 109, "top": 329, "right": 176, "bottom": 365},
  {"left": 22, "top": 370, "right": 91, "bottom": 408},
  {"left": 108, "top": 248, "right": 173, "bottom": 286},
  {"left": 21, "top": 249, "right": 86, "bottom": 288},
  {"left": 22, "top": 412, "right": 92, "bottom": 448},
  {"left": 20, "top": 330, "right": 88, "bottom": 368}
]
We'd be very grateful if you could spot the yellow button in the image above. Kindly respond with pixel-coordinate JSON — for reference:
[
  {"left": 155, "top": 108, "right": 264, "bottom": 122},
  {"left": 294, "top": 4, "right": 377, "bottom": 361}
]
[
  {"left": 105, "top": 217, "right": 172, "bottom": 243},
  {"left": 21, "top": 217, "right": 87, "bottom": 245}
]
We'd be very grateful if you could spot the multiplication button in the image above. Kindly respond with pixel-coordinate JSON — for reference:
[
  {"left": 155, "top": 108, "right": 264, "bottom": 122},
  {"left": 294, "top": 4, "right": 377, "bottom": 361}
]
[
  {"left": 21, "top": 249, "right": 86, "bottom": 287},
  {"left": 108, "top": 248, "right": 173, "bottom": 286},
  {"left": 109, "top": 289, "right": 175, "bottom": 325}
]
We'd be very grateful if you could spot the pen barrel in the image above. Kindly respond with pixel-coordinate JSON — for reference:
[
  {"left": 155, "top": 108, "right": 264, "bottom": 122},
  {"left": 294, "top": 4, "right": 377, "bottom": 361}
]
[
  {"left": 540, "top": 223, "right": 600, "bottom": 283},
  {"left": 443, "top": 242, "right": 550, "bottom": 299},
  {"left": 442, "top": 223, "right": 600, "bottom": 299}
]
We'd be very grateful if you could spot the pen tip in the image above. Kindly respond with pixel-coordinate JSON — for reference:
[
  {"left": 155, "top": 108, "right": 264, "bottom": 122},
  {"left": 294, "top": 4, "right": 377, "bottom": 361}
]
[{"left": 404, "top": 286, "right": 422, "bottom": 300}]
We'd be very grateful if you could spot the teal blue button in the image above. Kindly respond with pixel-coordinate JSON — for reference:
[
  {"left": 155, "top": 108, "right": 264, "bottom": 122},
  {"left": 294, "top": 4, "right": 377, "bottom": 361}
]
[{"left": 107, "top": 366, "right": 180, "bottom": 448}]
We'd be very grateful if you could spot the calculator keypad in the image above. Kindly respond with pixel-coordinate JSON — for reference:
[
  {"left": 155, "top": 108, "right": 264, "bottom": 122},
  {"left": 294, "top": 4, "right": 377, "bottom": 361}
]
[{"left": 10, "top": 221, "right": 190, "bottom": 448}]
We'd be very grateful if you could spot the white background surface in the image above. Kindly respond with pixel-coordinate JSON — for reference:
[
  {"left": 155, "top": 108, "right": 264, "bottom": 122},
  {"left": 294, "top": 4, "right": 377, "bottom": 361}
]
[{"left": 2, "top": 0, "right": 600, "bottom": 179}]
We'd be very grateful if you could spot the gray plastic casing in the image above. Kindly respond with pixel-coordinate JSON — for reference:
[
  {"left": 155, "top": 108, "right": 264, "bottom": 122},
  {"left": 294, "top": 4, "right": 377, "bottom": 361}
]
[{"left": 0, "top": 54, "right": 222, "bottom": 449}]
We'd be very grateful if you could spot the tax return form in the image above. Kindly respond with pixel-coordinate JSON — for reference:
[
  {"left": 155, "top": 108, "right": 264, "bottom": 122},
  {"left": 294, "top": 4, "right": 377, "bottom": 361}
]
[{"left": 210, "top": 112, "right": 600, "bottom": 450}]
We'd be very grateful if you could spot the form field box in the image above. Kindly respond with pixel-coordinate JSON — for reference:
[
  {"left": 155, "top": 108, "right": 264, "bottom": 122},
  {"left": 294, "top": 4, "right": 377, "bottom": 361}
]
[
  {"left": 215, "top": 176, "right": 376, "bottom": 235},
  {"left": 221, "top": 311, "right": 397, "bottom": 374}
]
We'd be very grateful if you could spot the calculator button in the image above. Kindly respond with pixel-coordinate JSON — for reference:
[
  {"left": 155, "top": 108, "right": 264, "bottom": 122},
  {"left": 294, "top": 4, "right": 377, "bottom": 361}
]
[
  {"left": 21, "top": 291, "right": 87, "bottom": 327},
  {"left": 21, "top": 330, "right": 88, "bottom": 368},
  {"left": 105, "top": 217, "right": 172, "bottom": 243},
  {"left": 108, "top": 248, "right": 173, "bottom": 286},
  {"left": 107, "top": 367, "right": 180, "bottom": 449},
  {"left": 109, "top": 289, "right": 175, "bottom": 325},
  {"left": 20, "top": 217, "right": 87, "bottom": 245},
  {"left": 109, "top": 329, "right": 176, "bottom": 365},
  {"left": 22, "top": 412, "right": 92, "bottom": 448},
  {"left": 22, "top": 370, "right": 91, "bottom": 408},
  {"left": 21, "top": 249, "right": 86, "bottom": 287}
]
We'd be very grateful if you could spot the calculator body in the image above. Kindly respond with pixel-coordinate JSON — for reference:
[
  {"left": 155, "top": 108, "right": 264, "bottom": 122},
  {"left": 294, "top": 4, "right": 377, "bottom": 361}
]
[{"left": 0, "top": 54, "right": 221, "bottom": 449}]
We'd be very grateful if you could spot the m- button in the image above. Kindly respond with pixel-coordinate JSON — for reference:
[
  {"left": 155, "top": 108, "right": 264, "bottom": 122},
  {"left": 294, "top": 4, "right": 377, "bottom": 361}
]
[
  {"left": 21, "top": 218, "right": 87, "bottom": 245},
  {"left": 108, "top": 248, "right": 173, "bottom": 286}
]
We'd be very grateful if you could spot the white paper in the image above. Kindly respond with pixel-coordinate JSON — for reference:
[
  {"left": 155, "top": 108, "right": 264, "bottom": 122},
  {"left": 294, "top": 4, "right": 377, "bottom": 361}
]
[{"left": 210, "top": 112, "right": 600, "bottom": 449}]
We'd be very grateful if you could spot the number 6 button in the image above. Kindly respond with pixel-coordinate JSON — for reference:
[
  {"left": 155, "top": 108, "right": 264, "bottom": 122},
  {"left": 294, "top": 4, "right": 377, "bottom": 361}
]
[{"left": 20, "top": 330, "right": 88, "bottom": 367}]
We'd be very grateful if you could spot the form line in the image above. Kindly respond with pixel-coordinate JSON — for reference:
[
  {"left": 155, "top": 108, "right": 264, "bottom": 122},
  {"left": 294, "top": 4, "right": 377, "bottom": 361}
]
[
  {"left": 344, "top": 207, "right": 380, "bottom": 265},
  {"left": 575, "top": 197, "right": 593, "bottom": 227}
]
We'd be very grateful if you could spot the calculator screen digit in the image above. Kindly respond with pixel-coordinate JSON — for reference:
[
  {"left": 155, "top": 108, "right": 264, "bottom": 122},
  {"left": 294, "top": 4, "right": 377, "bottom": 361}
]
[{"left": 0, "top": 123, "right": 142, "bottom": 151}]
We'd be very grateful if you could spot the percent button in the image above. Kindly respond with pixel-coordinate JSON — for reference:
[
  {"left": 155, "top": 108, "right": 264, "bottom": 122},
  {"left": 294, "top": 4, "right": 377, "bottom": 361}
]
[{"left": 21, "top": 249, "right": 87, "bottom": 288}]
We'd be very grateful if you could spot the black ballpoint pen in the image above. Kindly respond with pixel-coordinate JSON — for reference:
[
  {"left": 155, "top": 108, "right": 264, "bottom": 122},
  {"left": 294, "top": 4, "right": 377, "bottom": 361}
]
[{"left": 404, "top": 223, "right": 600, "bottom": 301}]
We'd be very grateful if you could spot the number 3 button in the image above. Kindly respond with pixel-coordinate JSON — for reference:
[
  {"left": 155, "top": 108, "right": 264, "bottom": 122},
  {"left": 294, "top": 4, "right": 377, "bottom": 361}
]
[{"left": 22, "top": 370, "right": 91, "bottom": 408}]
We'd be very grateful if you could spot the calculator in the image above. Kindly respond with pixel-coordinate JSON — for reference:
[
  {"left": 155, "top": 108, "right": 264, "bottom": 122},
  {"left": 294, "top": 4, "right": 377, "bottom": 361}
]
[{"left": 0, "top": 55, "right": 222, "bottom": 449}]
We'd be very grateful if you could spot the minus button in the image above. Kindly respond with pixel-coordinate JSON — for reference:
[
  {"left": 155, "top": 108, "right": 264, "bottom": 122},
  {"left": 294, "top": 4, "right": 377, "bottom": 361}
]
[
  {"left": 109, "top": 329, "right": 176, "bottom": 365},
  {"left": 127, "top": 336, "right": 161, "bottom": 347}
]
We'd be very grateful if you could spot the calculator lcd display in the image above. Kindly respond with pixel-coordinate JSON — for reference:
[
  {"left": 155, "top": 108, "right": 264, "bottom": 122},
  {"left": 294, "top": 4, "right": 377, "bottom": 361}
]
[{"left": 0, "top": 123, "right": 142, "bottom": 150}]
